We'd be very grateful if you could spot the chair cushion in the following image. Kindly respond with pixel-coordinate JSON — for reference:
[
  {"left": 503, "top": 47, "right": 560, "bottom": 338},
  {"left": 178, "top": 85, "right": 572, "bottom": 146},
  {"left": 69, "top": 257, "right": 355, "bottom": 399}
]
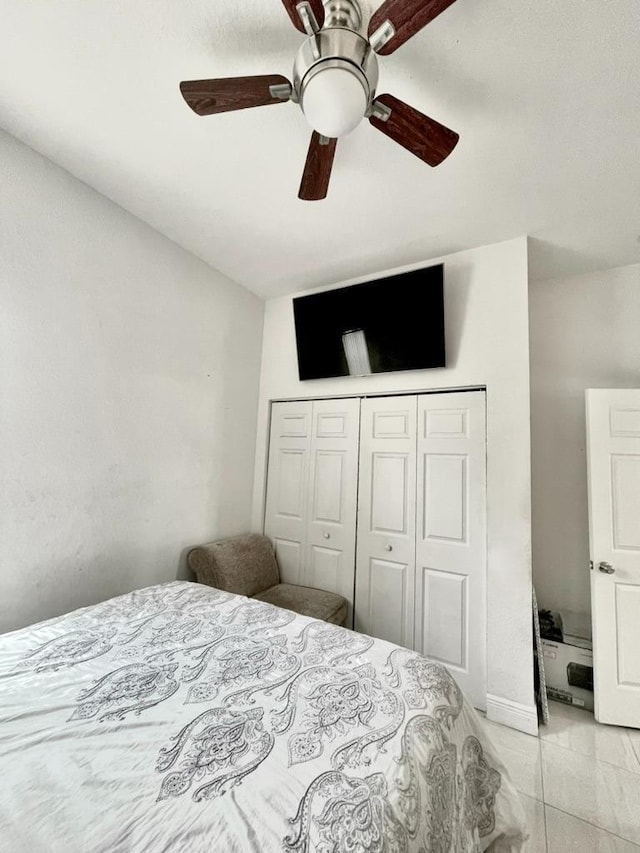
[
  {"left": 188, "top": 534, "right": 280, "bottom": 598},
  {"left": 254, "top": 583, "right": 348, "bottom": 627}
]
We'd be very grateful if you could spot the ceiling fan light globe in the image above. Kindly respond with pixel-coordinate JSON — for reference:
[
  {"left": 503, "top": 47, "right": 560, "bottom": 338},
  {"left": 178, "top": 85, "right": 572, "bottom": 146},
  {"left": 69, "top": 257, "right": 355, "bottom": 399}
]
[{"left": 301, "top": 67, "right": 367, "bottom": 138}]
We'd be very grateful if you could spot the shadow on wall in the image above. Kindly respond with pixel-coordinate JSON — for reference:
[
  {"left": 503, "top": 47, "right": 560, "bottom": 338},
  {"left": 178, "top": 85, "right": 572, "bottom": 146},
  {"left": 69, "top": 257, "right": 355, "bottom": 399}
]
[
  {"left": 177, "top": 544, "right": 197, "bottom": 583},
  {"left": 528, "top": 237, "right": 612, "bottom": 282},
  {"left": 444, "top": 262, "right": 472, "bottom": 371}
]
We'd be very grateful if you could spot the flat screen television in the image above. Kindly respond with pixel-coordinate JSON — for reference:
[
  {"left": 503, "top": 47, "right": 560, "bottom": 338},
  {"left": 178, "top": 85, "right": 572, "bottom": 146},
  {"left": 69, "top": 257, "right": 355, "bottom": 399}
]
[{"left": 293, "top": 264, "right": 445, "bottom": 380}]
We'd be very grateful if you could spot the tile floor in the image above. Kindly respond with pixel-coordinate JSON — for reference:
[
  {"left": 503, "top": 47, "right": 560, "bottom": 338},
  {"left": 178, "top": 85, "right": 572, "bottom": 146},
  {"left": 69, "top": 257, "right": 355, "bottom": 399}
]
[{"left": 480, "top": 701, "right": 640, "bottom": 851}]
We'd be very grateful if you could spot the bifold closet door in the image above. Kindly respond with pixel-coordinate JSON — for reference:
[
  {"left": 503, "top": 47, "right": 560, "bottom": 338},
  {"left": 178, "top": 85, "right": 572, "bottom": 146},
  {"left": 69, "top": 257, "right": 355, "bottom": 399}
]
[
  {"left": 264, "top": 399, "right": 360, "bottom": 619},
  {"left": 305, "top": 398, "right": 360, "bottom": 623},
  {"left": 354, "top": 396, "right": 417, "bottom": 647},
  {"left": 263, "top": 400, "right": 313, "bottom": 586},
  {"left": 414, "top": 391, "right": 487, "bottom": 709}
]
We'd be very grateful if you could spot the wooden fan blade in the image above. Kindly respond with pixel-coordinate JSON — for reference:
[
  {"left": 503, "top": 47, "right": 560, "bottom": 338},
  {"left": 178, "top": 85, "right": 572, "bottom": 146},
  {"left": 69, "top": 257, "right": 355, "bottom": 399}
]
[
  {"left": 299, "top": 133, "right": 337, "bottom": 201},
  {"left": 180, "top": 75, "right": 291, "bottom": 116},
  {"left": 369, "top": 0, "right": 457, "bottom": 55},
  {"left": 369, "top": 94, "right": 459, "bottom": 166},
  {"left": 280, "top": 0, "right": 325, "bottom": 34}
]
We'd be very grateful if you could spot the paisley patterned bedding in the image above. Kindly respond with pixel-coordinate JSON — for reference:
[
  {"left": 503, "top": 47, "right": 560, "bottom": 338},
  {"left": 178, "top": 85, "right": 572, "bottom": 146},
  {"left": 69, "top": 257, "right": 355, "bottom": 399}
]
[{"left": 0, "top": 582, "right": 527, "bottom": 852}]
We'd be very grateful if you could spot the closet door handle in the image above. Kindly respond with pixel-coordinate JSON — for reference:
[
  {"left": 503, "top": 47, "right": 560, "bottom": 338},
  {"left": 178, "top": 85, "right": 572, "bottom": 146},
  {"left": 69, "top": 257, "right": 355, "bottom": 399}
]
[
  {"left": 385, "top": 545, "right": 393, "bottom": 552},
  {"left": 323, "top": 533, "right": 331, "bottom": 540}
]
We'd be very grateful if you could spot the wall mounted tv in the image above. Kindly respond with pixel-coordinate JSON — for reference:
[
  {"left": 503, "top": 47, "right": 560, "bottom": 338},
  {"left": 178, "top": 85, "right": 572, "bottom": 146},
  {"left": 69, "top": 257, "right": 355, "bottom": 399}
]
[{"left": 293, "top": 264, "right": 445, "bottom": 380}]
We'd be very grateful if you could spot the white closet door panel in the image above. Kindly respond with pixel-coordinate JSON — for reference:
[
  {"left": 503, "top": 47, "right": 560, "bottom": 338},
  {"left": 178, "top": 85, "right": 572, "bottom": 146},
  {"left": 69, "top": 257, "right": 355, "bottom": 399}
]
[
  {"left": 312, "top": 451, "right": 345, "bottom": 524},
  {"left": 306, "top": 398, "right": 360, "bottom": 623},
  {"left": 420, "top": 569, "right": 467, "bottom": 667},
  {"left": 415, "top": 391, "right": 486, "bottom": 709},
  {"left": 360, "top": 557, "right": 412, "bottom": 647},
  {"left": 308, "top": 545, "right": 341, "bottom": 591},
  {"left": 264, "top": 401, "right": 312, "bottom": 586},
  {"left": 371, "top": 454, "right": 410, "bottom": 533},
  {"left": 355, "top": 396, "right": 417, "bottom": 648},
  {"left": 424, "top": 454, "right": 467, "bottom": 542},
  {"left": 274, "top": 538, "right": 304, "bottom": 584},
  {"left": 275, "top": 451, "right": 307, "bottom": 517}
]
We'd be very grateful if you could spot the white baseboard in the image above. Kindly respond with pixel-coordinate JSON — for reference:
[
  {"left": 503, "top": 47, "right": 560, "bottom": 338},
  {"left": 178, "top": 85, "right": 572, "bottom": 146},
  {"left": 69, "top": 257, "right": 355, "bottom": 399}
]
[{"left": 486, "top": 694, "right": 539, "bottom": 736}]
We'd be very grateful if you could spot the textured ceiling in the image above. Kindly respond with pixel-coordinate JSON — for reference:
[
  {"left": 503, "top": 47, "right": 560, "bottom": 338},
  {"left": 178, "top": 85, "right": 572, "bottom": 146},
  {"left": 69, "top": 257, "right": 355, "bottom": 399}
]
[{"left": 1, "top": 0, "right": 639, "bottom": 297}]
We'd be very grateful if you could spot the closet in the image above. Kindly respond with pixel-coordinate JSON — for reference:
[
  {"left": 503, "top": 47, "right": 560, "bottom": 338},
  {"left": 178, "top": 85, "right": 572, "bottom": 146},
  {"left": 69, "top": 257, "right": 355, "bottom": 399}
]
[{"left": 263, "top": 390, "right": 486, "bottom": 707}]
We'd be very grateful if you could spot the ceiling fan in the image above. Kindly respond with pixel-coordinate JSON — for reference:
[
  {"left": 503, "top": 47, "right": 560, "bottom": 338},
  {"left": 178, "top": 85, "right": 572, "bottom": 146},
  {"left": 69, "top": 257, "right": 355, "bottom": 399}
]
[{"left": 180, "top": 0, "right": 460, "bottom": 201}]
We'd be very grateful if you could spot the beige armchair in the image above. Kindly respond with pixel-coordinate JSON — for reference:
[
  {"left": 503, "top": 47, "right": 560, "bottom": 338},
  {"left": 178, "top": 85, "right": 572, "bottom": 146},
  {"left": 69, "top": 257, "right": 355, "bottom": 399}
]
[{"left": 188, "top": 533, "right": 348, "bottom": 627}]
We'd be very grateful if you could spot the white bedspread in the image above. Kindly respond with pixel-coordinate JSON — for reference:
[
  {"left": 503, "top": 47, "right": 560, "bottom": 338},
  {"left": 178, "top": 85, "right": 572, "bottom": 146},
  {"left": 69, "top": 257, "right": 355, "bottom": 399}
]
[{"left": 0, "top": 582, "right": 527, "bottom": 852}]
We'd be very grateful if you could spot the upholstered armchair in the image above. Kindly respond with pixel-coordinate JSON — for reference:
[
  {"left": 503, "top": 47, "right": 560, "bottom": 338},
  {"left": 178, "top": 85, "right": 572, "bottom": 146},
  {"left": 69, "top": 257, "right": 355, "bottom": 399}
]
[{"left": 188, "top": 533, "right": 348, "bottom": 627}]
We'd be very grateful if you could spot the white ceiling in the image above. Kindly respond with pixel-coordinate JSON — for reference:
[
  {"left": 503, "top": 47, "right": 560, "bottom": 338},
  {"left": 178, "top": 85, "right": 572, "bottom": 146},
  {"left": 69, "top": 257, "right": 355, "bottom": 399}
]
[{"left": 1, "top": 0, "right": 639, "bottom": 298}]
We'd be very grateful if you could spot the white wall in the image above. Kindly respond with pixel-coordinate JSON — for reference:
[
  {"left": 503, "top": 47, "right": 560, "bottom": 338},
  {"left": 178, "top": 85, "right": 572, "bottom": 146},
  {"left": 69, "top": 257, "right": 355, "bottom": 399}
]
[
  {"left": 530, "top": 263, "right": 640, "bottom": 616},
  {"left": 252, "top": 237, "right": 536, "bottom": 728},
  {"left": 0, "top": 130, "right": 264, "bottom": 634}
]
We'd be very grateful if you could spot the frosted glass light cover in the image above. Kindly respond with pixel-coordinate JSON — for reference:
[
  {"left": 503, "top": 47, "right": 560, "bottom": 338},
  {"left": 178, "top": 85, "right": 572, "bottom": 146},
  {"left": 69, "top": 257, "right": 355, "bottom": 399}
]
[{"left": 301, "top": 67, "right": 367, "bottom": 138}]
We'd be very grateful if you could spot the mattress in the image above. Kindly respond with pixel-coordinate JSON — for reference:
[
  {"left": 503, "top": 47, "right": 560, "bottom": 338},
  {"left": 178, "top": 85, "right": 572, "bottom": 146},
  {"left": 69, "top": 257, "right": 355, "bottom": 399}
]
[{"left": 0, "top": 581, "right": 527, "bottom": 851}]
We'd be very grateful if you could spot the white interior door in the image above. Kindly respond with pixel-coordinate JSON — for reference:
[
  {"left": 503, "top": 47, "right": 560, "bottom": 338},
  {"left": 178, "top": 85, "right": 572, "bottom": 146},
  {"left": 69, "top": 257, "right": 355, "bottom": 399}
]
[
  {"left": 586, "top": 389, "right": 640, "bottom": 727},
  {"left": 355, "top": 396, "right": 417, "bottom": 648},
  {"left": 305, "top": 398, "right": 360, "bottom": 623},
  {"left": 263, "top": 401, "right": 312, "bottom": 585},
  {"left": 414, "top": 391, "right": 487, "bottom": 710}
]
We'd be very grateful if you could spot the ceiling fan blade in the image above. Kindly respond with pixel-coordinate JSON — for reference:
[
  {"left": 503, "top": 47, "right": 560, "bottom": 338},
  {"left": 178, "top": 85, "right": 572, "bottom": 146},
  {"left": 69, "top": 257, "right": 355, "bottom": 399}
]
[
  {"left": 299, "top": 132, "right": 337, "bottom": 201},
  {"left": 369, "top": 94, "right": 459, "bottom": 166},
  {"left": 180, "top": 75, "right": 292, "bottom": 116},
  {"left": 369, "top": 0, "right": 457, "bottom": 55},
  {"left": 280, "top": 0, "right": 325, "bottom": 34}
]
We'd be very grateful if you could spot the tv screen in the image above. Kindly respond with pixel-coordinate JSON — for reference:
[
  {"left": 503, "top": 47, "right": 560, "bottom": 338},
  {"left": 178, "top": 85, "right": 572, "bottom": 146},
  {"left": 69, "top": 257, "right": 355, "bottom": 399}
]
[{"left": 293, "top": 264, "right": 445, "bottom": 380}]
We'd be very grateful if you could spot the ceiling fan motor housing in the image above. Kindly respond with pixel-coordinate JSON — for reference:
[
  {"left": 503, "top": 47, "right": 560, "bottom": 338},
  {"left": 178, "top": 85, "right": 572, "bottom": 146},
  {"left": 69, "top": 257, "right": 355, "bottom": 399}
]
[{"left": 294, "top": 0, "right": 379, "bottom": 138}]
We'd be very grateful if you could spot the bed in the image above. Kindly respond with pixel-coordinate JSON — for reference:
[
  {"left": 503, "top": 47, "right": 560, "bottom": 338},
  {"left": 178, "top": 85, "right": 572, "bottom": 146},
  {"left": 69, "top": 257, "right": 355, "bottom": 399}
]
[{"left": 0, "top": 581, "right": 527, "bottom": 852}]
